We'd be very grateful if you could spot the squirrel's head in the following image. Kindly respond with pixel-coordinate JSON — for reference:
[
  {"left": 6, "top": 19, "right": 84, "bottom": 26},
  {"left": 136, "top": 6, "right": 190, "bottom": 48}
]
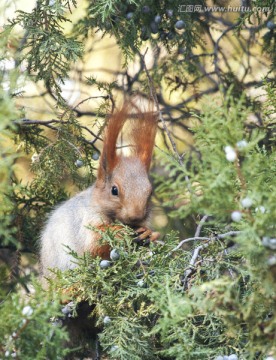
[{"left": 94, "top": 103, "right": 157, "bottom": 228}]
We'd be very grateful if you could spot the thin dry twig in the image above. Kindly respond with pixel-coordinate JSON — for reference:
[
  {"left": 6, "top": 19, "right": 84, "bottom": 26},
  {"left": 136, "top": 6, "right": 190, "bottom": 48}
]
[
  {"left": 169, "top": 230, "right": 241, "bottom": 255},
  {"left": 194, "top": 215, "right": 209, "bottom": 237},
  {"left": 14, "top": 118, "right": 103, "bottom": 146},
  {"left": 182, "top": 242, "right": 210, "bottom": 288},
  {"left": 180, "top": 230, "right": 241, "bottom": 288},
  {"left": 168, "top": 237, "right": 211, "bottom": 256}
]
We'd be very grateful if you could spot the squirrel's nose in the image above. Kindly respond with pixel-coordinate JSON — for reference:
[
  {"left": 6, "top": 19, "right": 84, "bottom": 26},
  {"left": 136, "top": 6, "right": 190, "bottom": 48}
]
[{"left": 127, "top": 215, "right": 144, "bottom": 226}]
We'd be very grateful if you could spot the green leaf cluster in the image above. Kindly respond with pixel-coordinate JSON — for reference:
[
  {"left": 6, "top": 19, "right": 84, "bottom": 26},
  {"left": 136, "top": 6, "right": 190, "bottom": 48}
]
[
  {"left": 0, "top": 280, "right": 69, "bottom": 359},
  {"left": 7, "top": 0, "right": 82, "bottom": 101}
]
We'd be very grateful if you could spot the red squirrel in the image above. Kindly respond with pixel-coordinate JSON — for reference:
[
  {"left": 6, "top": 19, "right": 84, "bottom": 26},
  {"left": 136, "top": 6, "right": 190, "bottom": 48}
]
[{"left": 40, "top": 103, "right": 159, "bottom": 277}]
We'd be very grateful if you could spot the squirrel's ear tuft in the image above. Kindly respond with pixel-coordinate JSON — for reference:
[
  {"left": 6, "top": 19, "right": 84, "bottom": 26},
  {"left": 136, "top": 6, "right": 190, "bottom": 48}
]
[
  {"left": 97, "top": 101, "right": 157, "bottom": 181},
  {"left": 97, "top": 104, "right": 129, "bottom": 181},
  {"left": 131, "top": 108, "right": 158, "bottom": 171}
]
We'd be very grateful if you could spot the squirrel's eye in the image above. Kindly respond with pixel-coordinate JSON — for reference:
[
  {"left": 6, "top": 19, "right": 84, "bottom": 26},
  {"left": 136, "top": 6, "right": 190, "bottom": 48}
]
[{"left": 111, "top": 186, "right": 119, "bottom": 196}]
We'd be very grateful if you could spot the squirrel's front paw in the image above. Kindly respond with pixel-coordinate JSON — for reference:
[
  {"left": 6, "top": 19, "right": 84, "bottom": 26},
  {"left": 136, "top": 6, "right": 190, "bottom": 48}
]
[{"left": 133, "top": 227, "right": 160, "bottom": 246}]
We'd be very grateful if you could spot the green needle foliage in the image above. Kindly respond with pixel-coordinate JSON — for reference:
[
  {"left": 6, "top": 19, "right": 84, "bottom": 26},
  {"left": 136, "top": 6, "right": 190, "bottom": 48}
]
[
  {"left": 152, "top": 88, "right": 276, "bottom": 359},
  {"left": 50, "top": 227, "right": 187, "bottom": 359},
  {"left": 8, "top": 0, "right": 83, "bottom": 102},
  {"left": 0, "top": 281, "right": 70, "bottom": 359},
  {"left": 0, "top": 63, "right": 20, "bottom": 247}
]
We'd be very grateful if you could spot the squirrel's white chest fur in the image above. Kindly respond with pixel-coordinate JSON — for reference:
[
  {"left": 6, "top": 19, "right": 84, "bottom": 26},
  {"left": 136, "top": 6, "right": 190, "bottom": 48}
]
[{"left": 40, "top": 185, "right": 103, "bottom": 274}]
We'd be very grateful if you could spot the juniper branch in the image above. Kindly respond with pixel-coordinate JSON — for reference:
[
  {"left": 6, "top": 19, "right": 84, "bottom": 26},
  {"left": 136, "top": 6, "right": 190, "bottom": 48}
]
[
  {"left": 170, "top": 231, "right": 241, "bottom": 255},
  {"left": 194, "top": 215, "right": 209, "bottom": 237},
  {"left": 182, "top": 242, "right": 211, "bottom": 289}
]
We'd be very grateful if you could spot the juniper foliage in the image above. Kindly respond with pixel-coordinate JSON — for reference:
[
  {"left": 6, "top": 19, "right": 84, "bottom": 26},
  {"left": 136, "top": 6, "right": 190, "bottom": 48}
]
[
  {"left": 0, "top": 281, "right": 70, "bottom": 359},
  {"left": 152, "top": 88, "right": 276, "bottom": 359},
  {"left": 8, "top": 0, "right": 82, "bottom": 102}
]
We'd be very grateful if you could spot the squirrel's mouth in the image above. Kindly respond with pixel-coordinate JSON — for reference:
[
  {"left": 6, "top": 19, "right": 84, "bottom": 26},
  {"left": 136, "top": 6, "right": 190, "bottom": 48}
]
[
  {"left": 103, "top": 209, "right": 148, "bottom": 228},
  {"left": 123, "top": 216, "right": 148, "bottom": 228}
]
